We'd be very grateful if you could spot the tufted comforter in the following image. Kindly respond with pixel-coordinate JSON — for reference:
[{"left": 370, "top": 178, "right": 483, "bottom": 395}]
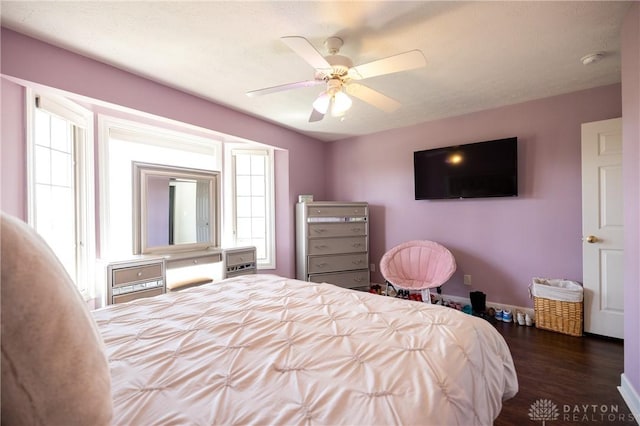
[{"left": 93, "top": 274, "right": 518, "bottom": 425}]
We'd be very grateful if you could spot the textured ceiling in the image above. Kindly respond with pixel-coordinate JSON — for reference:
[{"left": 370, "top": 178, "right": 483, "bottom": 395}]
[{"left": 0, "top": 1, "right": 632, "bottom": 141}]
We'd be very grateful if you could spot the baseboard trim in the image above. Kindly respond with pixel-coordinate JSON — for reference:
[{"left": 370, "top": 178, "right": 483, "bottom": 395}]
[
  {"left": 375, "top": 285, "right": 537, "bottom": 320},
  {"left": 619, "top": 374, "right": 640, "bottom": 425},
  {"left": 439, "top": 292, "right": 536, "bottom": 319}
]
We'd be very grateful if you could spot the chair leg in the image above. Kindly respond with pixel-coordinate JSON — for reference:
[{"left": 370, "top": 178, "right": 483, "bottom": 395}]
[
  {"left": 421, "top": 288, "right": 431, "bottom": 304},
  {"left": 385, "top": 281, "right": 401, "bottom": 297}
]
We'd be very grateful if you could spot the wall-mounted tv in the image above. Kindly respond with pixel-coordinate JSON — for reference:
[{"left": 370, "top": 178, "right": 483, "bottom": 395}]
[{"left": 414, "top": 137, "right": 518, "bottom": 200}]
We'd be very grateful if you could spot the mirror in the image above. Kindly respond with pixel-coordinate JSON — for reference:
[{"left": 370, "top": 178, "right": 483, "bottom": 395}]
[{"left": 133, "top": 162, "right": 221, "bottom": 254}]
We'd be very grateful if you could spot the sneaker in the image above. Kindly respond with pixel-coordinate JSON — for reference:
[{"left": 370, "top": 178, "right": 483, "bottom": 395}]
[
  {"left": 525, "top": 313, "right": 533, "bottom": 326},
  {"left": 495, "top": 308, "right": 503, "bottom": 321},
  {"left": 502, "top": 309, "right": 513, "bottom": 323},
  {"left": 517, "top": 312, "right": 525, "bottom": 325}
]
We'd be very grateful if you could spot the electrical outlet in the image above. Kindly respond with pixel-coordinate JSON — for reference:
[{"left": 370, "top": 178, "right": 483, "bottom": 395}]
[
  {"left": 464, "top": 275, "right": 472, "bottom": 286},
  {"left": 370, "top": 263, "right": 376, "bottom": 272}
]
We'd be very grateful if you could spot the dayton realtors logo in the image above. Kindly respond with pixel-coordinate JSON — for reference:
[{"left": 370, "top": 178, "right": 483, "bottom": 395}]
[
  {"left": 528, "top": 399, "right": 636, "bottom": 424},
  {"left": 528, "top": 399, "right": 560, "bottom": 425}
]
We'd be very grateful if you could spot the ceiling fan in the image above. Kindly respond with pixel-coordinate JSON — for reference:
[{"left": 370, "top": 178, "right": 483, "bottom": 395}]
[{"left": 246, "top": 36, "right": 426, "bottom": 122}]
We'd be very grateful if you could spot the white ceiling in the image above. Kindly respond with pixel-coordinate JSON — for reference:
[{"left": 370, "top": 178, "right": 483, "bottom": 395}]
[{"left": 0, "top": 1, "right": 632, "bottom": 142}]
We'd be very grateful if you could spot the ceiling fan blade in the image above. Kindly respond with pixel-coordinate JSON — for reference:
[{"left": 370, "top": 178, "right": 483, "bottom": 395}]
[
  {"left": 346, "top": 83, "right": 401, "bottom": 113},
  {"left": 351, "top": 50, "right": 426, "bottom": 80},
  {"left": 246, "top": 79, "right": 324, "bottom": 97},
  {"left": 281, "top": 36, "right": 332, "bottom": 71},
  {"left": 308, "top": 108, "right": 324, "bottom": 123}
]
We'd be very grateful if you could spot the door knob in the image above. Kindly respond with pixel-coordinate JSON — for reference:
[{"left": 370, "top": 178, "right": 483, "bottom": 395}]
[{"left": 584, "top": 235, "right": 599, "bottom": 243}]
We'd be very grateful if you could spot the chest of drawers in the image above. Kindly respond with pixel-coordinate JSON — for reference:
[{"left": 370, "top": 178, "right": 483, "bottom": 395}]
[{"left": 296, "top": 201, "right": 370, "bottom": 289}]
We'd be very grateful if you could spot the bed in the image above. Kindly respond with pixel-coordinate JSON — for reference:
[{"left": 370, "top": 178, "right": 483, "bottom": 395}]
[
  {"left": 0, "top": 211, "right": 516, "bottom": 424},
  {"left": 92, "top": 274, "right": 518, "bottom": 425}
]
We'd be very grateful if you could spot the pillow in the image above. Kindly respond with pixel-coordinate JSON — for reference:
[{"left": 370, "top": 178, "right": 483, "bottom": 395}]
[{"left": 1, "top": 212, "right": 112, "bottom": 425}]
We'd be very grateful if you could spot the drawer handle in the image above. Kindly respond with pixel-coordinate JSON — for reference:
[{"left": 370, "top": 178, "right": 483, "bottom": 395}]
[
  {"left": 314, "top": 244, "right": 328, "bottom": 249},
  {"left": 353, "top": 277, "right": 364, "bottom": 282},
  {"left": 316, "top": 262, "right": 329, "bottom": 268},
  {"left": 193, "top": 260, "right": 198, "bottom": 264},
  {"left": 137, "top": 272, "right": 143, "bottom": 277},
  {"left": 239, "top": 257, "right": 244, "bottom": 261},
  {"left": 351, "top": 228, "right": 361, "bottom": 233},
  {"left": 313, "top": 228, "right": 327, "bottom": 234},
  {"left": 352, "top": 260, "right": 364, "bottom": 265},
  {"left": 352, "top": 243, "right": 363, "bottom": 248},
  {"left": 316, "top": 210, "right": 322, "bottom": 214}
]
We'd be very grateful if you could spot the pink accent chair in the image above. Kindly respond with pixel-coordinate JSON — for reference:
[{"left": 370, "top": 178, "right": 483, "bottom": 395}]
[{"left": 380, "top": 240, "right": 456, "bottom": 303}]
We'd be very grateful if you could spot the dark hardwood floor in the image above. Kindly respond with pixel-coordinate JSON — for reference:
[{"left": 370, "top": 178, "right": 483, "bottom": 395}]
[{"left": 492, "top": 320, "right": 635, "bottom": 425}]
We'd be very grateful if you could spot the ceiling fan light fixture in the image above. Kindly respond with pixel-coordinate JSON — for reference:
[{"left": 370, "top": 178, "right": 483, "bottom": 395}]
[
  {"left": 312, "top": 92, "right": 331, "bottom": 114},
  {"left": 331, "top": 91, "right": 352, "bottom": 116},
  {"left": 252, "top": 36, "right": 428, "bottom": 124}
]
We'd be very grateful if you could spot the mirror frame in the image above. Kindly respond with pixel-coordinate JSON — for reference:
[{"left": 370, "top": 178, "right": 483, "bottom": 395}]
[{"left": 132, "top": 162, "right": 221, "bottom": 255}]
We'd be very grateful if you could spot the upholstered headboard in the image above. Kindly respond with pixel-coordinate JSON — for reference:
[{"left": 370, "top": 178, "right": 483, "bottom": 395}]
[{"left": 1, "top": 212, "right": 112, "bottom": 425}]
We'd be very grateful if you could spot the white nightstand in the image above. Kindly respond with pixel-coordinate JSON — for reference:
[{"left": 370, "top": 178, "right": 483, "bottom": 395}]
[
  {"left": 105, "top": 256, "right": 166, "bottom": 305},
  {"left": 224, "top": 246, "right": 257, "bottom": 278}
]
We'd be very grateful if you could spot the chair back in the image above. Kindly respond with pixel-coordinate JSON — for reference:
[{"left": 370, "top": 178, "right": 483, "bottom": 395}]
[{"left": 380, "top": 240, "right": 456, "bottom": 290}]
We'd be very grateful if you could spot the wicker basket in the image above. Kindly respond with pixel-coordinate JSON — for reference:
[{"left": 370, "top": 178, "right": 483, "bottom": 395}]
[{"left": 533, "top": 296, "right": 583, "bottom": 336}]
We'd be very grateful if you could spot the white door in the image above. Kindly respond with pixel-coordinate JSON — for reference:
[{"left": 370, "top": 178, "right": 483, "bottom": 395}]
[{"left": 581, "top": 117, "right": 624, "bottom": 339}]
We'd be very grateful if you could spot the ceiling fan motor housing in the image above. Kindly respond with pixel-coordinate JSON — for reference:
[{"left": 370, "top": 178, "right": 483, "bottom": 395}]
[
  {"left": 322, "top": 37, "right": 352, "bottom": 78},
  {"left": 325, "top": 55, "right": 353, "bottom": 77}
]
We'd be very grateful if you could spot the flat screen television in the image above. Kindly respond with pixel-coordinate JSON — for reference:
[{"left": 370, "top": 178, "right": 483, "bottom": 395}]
[{"left": 414, "top": 137, "right": 518, "bottom": 200}]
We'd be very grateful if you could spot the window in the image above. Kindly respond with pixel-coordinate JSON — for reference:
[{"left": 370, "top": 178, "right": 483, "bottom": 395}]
[
  {"left": 27, "top": 93, "right": 95, "bottom": 298},
  {"left": 228, "top": 148, "right": 275, "bottom": 269}
]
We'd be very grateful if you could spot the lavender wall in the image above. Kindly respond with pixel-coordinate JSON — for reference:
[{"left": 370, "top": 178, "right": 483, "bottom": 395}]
[
  {"left": 621, "top": 1, "right": 640, "bottom": 401},
  {"left": 0, "top": 28, "right": 327, "bottom": 277},
  {"left": 0, "top": 79, "right": 26, "bottom": 220},
  {"left": 326, "top": 84, "right": 622, "bottom": 308}
]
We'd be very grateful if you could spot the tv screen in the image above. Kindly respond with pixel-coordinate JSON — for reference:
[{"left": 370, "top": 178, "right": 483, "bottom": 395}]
[{"left": 414, "top": 137, "right": 518, "bottom": 200}]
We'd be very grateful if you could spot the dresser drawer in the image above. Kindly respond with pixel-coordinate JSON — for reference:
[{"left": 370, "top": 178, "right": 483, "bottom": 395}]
[
  {"left": 309, "top": 269, "right": 370, "bottom": 288},
  {"left": 226, "top": 249, "right": 256, "bottom": 267},
  {"left": 308, "top": 253, "right": 368, "bottom": 274},
  {"left": 167, "top": 253, "right": 222, "bottom": 269},
  {"left": 112, "top": 287, "right": 164, "bottom": 304},
  {"left": 308, "top": 222, "right": 367, "bottom": 238},
  {"left": 113, "top": 263, "right": 163, "bottom": 285},
  {"left": 308, "top": 236, "right": 367, "bottom": 255},
  {"left": 306, "top": 205, "right": 368, "bottom": 218}
]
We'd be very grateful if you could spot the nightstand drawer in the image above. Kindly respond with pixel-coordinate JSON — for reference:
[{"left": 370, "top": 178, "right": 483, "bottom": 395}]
[
  {"left": 308, "top": 236, "right": 367, "bottom": 255},
  {"left": 308, "top": 253, "right": 368, "bottom": 274},
  {"left": 112, "top": 287, "right": 164, "bottom": 304},
  {"left": 308, "top": 222, "right": 367, "bottom": 237},
  {"left": 226, "top": 250, "right": 256, "bottom": 267},
  {"left": 113, "top": 264, "right": 163, "bottom": 285}
]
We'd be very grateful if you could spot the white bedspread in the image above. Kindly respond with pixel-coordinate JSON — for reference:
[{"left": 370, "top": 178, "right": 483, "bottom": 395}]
[{"left": 93, "top": 274, "right": 517, "bottom": 425}]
